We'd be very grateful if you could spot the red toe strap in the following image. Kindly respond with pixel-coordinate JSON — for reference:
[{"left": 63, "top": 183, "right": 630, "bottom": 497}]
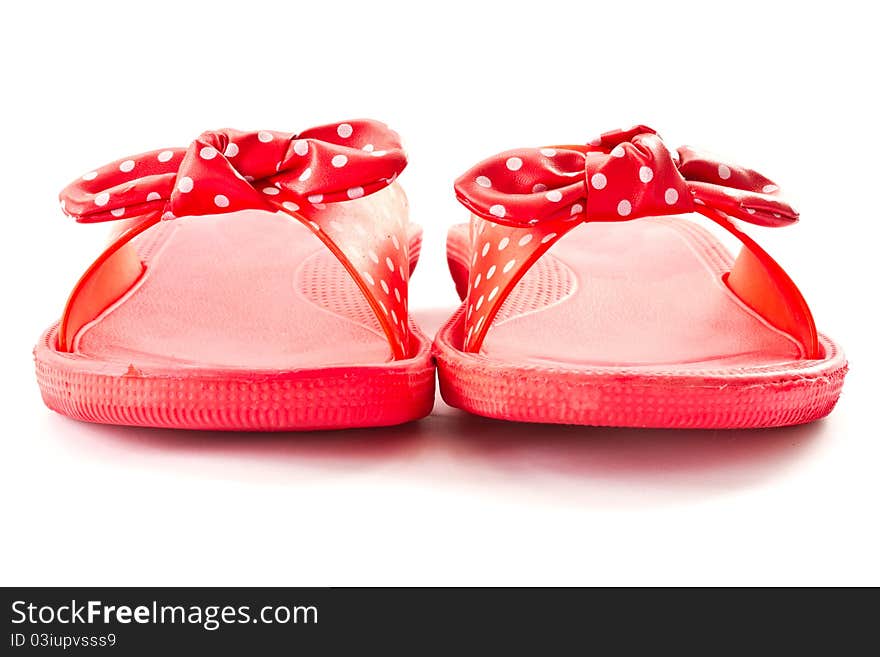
[
  {"left": 57, "top": 120, "right": 414, "bottom": 358},
  {"left": 454, "top": 125, "right": 819, "bottom": 357}
]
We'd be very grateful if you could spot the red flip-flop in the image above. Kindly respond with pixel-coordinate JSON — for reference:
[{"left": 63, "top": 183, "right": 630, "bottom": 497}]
[
  {"left": 434, "top": 125, "right": 846, "bottom": 428},
  {"left": 35, "top": 120, "right": 435, "bottom": 431}
]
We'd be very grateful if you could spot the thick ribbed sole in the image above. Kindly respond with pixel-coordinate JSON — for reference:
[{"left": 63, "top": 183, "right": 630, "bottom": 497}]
[{"left": 35, "top": 320, "right": 435, "bottom": 431}]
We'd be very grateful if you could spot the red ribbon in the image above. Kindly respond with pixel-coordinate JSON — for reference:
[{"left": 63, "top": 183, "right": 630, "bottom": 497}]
[
  {"left": 60, "top": 119, "right": 407, "bottom": 223},
  {"left": 454, "top": 125, "right": 797, "bottom": 229}
]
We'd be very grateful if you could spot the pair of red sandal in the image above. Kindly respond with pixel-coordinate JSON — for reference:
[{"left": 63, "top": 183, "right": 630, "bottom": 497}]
[{"left": 35, "top": 120, "right": 847, "bottom": 431}]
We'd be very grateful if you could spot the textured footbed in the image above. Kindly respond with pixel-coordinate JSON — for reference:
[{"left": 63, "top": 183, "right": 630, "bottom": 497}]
[
  {"left": 35, "top": 212, "right": 435, "bottom": 431},
  {"left": 435, "top": 217, "right": 847, "bottom": 428}
]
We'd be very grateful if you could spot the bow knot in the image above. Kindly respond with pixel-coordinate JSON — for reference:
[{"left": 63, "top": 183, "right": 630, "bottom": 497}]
[
  {"left": 61, "top": 120, "right": 407, "bottom": 224},
  {"left": 583, "top": 126, "right": 692, "bottom": 221},
  {"left": 454, "top": 125, "right": 798, "bottom": 229}
]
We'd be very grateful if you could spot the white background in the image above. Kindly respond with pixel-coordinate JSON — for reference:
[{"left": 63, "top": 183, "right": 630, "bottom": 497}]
[{"left": 1, "top": 1, "right": 877, "bottom": 585}]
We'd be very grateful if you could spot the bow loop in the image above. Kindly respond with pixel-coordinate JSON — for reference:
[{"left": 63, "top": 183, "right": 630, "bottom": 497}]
[
  {"left": 453, "top": 125, "right": 798, "bottom": 230},
  {"left": 453, "top": 146, "right": 587, "bottom": 227},
  {"left": 677, "top": 146, "right": 797, "bottom": 226},
  {"left": 60, "top": 120, "right": 407, "bottom": 224}
]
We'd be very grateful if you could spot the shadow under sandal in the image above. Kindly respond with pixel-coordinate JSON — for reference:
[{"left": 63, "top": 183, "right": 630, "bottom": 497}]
[
  {"left": 36, "top": 120, "right": 435, "bottom": 430},
  {"left": 434, "top": 125, "right": 846, "bottom": 429}
]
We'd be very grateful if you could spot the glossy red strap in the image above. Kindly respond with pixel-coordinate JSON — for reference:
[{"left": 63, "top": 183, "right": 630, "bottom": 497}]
[
  {"left": 454, "top": 125, "right": 820, "bottom": 358},
  {"left": 58, "top": 120, "right": 414, "bottom": 358}
]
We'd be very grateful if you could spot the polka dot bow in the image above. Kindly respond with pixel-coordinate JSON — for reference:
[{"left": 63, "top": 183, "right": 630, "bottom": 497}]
[
  {"left": 58, "top": 120, "right": 416, "bottom": 361},
  {"left": 454, "top": 125, "right": 801, "bottom": 354},
  {"left": 454, "top": 125, "right": 798, "bottom": 229},
  {"left": 60, "top": 120, "right": 406, "bottom": 223}
]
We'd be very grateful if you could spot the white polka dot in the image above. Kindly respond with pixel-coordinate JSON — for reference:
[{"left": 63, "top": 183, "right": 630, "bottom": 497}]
[
  {"left": 391, "top": 235, "right": 400, "bottom": 250},
  {"left": 362, "top": 271, "right": 375, "bottom": 285},
  {"left": 475, "top": 316, "right": 485, "bottom": 331},
  {"left": 540, "top": 148, "right": 557, "bottom": 157},
  {"left": 94, "top": 192, "right": 110, "bottom": 206},
  {"left": 617, "top": 199, "right": 632, "bottom": 216},
  {"left": 224, "top": 143, "right": 239, "bottom": 157},
  {"left": 177, "top": 177, "right": 193, "bottom": 193},
  {"left": 258, "top": 131, "right": 273, "bottom": 143},
  {"left": 262, "top": 186, "right": 279, "bottom": 195},
  {"left": 282, "top": 201, "right": 300, "bottom": 212},
  {"left": 506, "top": 157, "right": 523, "bottom": 171},
  {"left": 489, "top": 204, "right": 506, "bottom": 218},
  {"left": 590, "top": 173, "right": 607, "bottom": 190},
  {"left": 362, "top": 143, "right": 374, "bottom": 152},
  {"left": 482, "top": 242, "right": 491, "bottom": 257},
  {"left": 347, "top": 186, "right": 364, "bottom": 199},
  {"left": 82, "top": 171, "right": 98, "bottom": 181},
  {"left": 488, "top": 286, "right": 499, "bottom": 301},
  {"left": 308, "top": 194, "right": 323, "bottom": 204},
  {"left": 110, "top": 207, "right": 125, "bottom": 217},
  {"left": 502, "top": 258, "right": 517, "bottom": 273},
  {"left": 394, "top": 288, "right": 401, "bottom": 302},
  {"left": 571, "top": 203, "right": 584, "bottom": 215},
  {"left": 337, "top": 123, "right": 353, "bottom": 138},
  {"left": 380, "top": 279, "right": 389, "bottom": 294},
  {"left": 762, "top": 184, "right": 779, "bottom": 193},
  {"left": 199, "top": 146, "right": 217, "bottom": 160},
  {"left": 146, "top": 192, "right": 162, "bottom": 202},
  {"left": 540, "top": 232, "right": 557, "bottom": 244},
  {"left": 474, "top": 273, "right": 482, "bottom": 289},
  {"left": 486, "top": 265, "right": 497, "bottom": 280},
  {"left": 370, "top": 150, "right": 387, "bottom": 157},
  {"left": 639, "top": 166, "right": 654, "bottom": 183},
  {"left": 298, "top": 167, "right": 312, "bottom": 182},
  {"left": 718, "top": 164, "right": 731, "bottom": 180},
  {"left": 292, "top": 140, "right": 309, "bottom": 156},
  {"left": 476, "top": 175, "right": 492, "bottom": 188},
  {"left": 157, "top": 150, "right": 174, "bottom": 163},
  {"left": 476, "top": 295, "right": 485, "bottom": 310},
  {"left": 545, "top": 190, "right": 562, "bottom": 202},
  {"left": 745, "top": 207, "right": 756, "bottom": 214},
  {"left": 214, "top": 194, "right": 229, "bottom": 208},
  {"left": 386, "top": 257, "right": 395, "bottom": 272},
  {"left": 664, "top": 188, "right": 679, "bottom": 205},
  {"left": 391, "top": 309, "right": 398, "bottom": 325},
  {"left": 119, "top": 159, "right": 135, "bottom": 172},
  {"left": 332, "top": 154, "right": 348, "bottom": 168},
  {"left": 611, "top": 145, "right": 626, "bottom": 158},
  {"left": 368, "top": 250, "right": 379, "bottom": 264},
  {"left": 498, "top": 237, "right": 510, "bottom": 250},
  {"left": 518, "top": 234, "right": 533, "bottom": 246}
]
